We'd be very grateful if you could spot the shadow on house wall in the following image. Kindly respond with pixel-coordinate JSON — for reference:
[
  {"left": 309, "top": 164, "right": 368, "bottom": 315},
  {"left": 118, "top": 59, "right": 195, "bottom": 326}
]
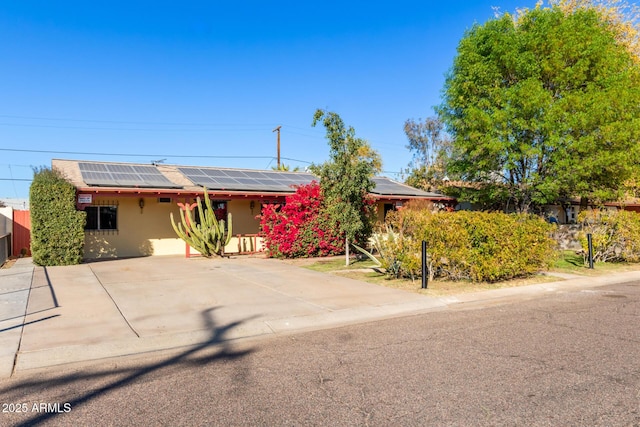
[{"left": 84, "top": 233, "right": 154, "bottom": 260}]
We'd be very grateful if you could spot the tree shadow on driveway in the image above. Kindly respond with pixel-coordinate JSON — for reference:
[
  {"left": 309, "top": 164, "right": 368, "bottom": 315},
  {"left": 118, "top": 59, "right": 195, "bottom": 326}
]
[{"left": 1, "top": 307, "right": 255, "bottom": 427}]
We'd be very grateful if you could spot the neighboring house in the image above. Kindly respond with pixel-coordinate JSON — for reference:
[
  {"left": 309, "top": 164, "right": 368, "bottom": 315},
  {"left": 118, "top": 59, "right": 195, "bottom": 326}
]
[
  {"left": 542, "top": 200, "right": 640, "bottom": 224},
  {"left": 0, "top": 198, "right": 29, "bottom": 210},
  {"left": 541, "top": 203, "right": 579, "bottom": 225},
  {"left": 52, "top": 159, "right": 456, "bottom": 259},
  {"left": 0, "top": 206, "right": 12, "bottom": 264},
  {"left": 0, "top": 205, "right": 31, "bottom": 262}
]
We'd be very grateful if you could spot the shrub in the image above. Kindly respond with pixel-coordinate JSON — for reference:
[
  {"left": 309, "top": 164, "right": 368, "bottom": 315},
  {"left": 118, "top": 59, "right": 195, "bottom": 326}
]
[
  {"left": 384, "top": 209, "right": 556, "bottom": 282},
  {"left": 577, "top": 209, "right": 640, "bottom": 263},
  {"left": 259, "top": 182, "right": 344, "bottom": 258},
  {"left": 362, "top": 225, "right": 407, "bottom": 277},
  {"left": 170, "top": 188, "right": 233, "bottom": 257},
  {"left": 30, "top": 167, "right": 86, "bottom": 266}
]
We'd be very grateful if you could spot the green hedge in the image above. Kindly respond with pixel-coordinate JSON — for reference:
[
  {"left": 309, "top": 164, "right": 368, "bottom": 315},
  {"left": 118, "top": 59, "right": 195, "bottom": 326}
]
[
  {"left": 30, "top": 167, "right": 86, "bottom": 266},
  {"left": 382, "top": 209, "right": 556, "bottom": 282}
]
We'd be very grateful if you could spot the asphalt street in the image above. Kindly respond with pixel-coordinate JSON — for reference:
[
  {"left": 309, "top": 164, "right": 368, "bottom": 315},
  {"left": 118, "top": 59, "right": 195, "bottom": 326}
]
[{"left": 1, "top": 280, "right": 639, "bottom": 426}]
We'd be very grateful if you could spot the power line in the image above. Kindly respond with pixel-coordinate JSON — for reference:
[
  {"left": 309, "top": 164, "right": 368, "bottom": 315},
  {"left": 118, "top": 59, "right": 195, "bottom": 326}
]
[
  {"left": 0, "top": 163, "right": 33, "bottom": 168},
  {"left": 0, "top": 114, "right": 275, "bottom": 127},
  {"left": 0, "top": 114, "right": 407, "bottom": 143},
  {"left": 8, "top": 165, "right": 18, "bottom": 197},
  {"left": 0, "top": 147, "right": 279, "bottom": 159},
  {"left": 280, "top": 129, "right": 325, "bottom": 140},
  {"left": 0, "top": 122, "right": 274, "bottom": 132},
  {"left": 281, "top": 124, "right": 324, "bottom": 132},
  {"left": 0, "top": 148, "right": 319, "bottom": 166},
  {"left": 280, "top": 156, "right": 312, "bottom": 165},
  {"left": 0, "top": 115, "right": 334, "bottom": 135},
  {"left": 0, "top": 115, "right": 407, "bottom": 150},
  {"left": 281, "top": 126, "right": 404, "bottom": 147},
  {"left": 0, "top": 115, "right": 317, "bottom": 133}
]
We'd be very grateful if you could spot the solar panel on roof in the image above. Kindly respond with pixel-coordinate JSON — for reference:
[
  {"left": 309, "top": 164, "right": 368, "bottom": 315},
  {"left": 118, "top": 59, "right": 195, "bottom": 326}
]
[
  {"left": 116, "top": 177, "right": 148, "bottom": 187},
  {"left": 233, "top": 178, "right": 257, "bottom": 185},
  {"left": 211, "top": 177, "right": 237, "bottom": 183},
  {"left": 110, "top": 165, "right": 128, "bottom": 173},
  {"left": 199, "top": 170, "right": 224, "bottom": 177},
  {"left": 132, "top": 165, "right": 155, "bottom": 174},
  {"left": 185, "top": 168, "right": 207, "bottom": 176},
  {"left": 222, "top": 170, "right": 250, "bottom": 178},
  {"left": 86, "top": 172, "right": 111, "bottom": 180},
  {"left": 252, "top": 172, "right": 272, "bottom": 179},
  {"left": 178, "top": 166, "right": 315, "bottom": 192},
  {"left": 81, "top": 163, "right": 108, "bottom": 172},
  {"left": 78, "top": 163, "right": 182, "bottom": 188},
  {"left": 370, "top": 177, "right": 435, "bottom": 197}
]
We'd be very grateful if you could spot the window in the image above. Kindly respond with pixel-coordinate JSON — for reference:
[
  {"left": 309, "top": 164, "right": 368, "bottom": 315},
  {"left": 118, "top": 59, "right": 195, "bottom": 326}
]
[
  {"left": 85, "top": 206, "right": 117, "bottom": 230},
  {"left": 211, "top": 201, "right": 227, "bottom": 221},
  {"left": 193, "top": 201, "right": 227, "bottom": 224},
  {"left": 566, "top": 206, "right": 576, "bottom": 224},
  {"left": 383, "top": 203, "right": 396, "bottom": 219}
]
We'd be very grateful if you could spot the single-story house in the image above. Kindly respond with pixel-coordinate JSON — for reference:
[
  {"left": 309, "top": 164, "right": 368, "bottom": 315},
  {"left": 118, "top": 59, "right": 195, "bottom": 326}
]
[
  {"left": 542, "top": 199, "right": 640, "bottom": 224},
  {"left": 52, "top": 159, "right": 456, "bottom": 259}
]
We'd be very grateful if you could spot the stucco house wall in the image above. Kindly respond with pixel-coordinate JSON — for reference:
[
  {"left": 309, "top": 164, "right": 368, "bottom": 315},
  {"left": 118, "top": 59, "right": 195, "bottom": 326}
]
[
  {"left": 84, "top": 196, "right": 184, "bottom": 259},
  {"left": 0, "top": 206, "right": 12, "bottom": 237},
  {"left": 82, "top": 196, "right": 266, "bottom": 259},
  {"left": 0, "top": 206, "right": 13, "bottom": 263},
  {"left": 227, "top": 199, "right": 263, "bottom": 254}
]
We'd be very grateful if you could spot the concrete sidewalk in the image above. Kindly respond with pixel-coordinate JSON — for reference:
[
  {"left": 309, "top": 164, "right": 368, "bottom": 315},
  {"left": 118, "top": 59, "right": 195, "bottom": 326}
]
[
  {"left": 0, "top": 258, "right": 34, "bottom": 378},
  {"left": 2, "top": 256, "right": 639, "bottom": 378}
]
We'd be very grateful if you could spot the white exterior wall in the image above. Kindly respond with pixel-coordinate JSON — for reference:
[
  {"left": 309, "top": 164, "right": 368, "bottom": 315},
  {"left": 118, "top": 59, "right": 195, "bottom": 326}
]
[{"left": 0, "top": 207, "right": 13, "bottom": 236}]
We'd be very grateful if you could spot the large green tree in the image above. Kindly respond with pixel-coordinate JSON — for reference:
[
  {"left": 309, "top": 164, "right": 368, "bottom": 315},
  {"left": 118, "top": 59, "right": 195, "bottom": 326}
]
[
  {"left": 311, "top": 109, "right": 379, "bottom": 265},
  {"left": 439, "top": 5, "right": 640, "bottom": 212},
  {"left": 549, "top": 0, "right": 640, "bottom": 61}
]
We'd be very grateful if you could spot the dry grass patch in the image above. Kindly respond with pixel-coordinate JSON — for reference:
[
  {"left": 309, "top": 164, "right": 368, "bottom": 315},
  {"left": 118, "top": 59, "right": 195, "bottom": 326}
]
[
  {"left": 337, "top": 270, "right": 561, "bottom": 296},
  {"left": 1, "top": 258, "right": 17, "bottom": 269},
  {"left": 283, "top": 256, "right": 377, "bottom": 272}
]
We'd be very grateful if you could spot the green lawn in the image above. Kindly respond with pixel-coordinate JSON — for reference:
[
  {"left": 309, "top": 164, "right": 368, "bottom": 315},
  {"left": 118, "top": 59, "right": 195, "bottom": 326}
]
[
  {"left": 553, "top": 250, "right": 640, "bottom": 275},
  {"left": 297, "top": 251, "right": 640, "bottom": 296}
]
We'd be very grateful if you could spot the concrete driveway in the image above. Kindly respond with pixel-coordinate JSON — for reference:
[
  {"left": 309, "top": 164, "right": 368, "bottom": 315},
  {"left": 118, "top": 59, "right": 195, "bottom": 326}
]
[{"left": 5, "top": 255, "right": 440, "bottom": 375}]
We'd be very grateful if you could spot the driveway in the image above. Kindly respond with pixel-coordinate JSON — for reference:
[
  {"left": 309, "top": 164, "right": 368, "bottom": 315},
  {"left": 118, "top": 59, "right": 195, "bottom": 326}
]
[{"left": 10, "top": 255, "right": 439, "bottom": 374}]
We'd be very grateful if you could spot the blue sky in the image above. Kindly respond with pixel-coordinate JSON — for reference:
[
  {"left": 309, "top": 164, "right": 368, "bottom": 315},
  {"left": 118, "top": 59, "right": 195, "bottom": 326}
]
[{"left": 0, "top": 0, "right": 530, "bottom": 200}]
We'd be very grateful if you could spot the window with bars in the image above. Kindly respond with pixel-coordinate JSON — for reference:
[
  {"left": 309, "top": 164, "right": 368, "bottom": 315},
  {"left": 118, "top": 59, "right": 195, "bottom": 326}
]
[
  {"left": 85, "top": 206, "right": 118, "bottom": 230},
  {"left": 193, "top": 201, "right": 227, "bottom": 224}
]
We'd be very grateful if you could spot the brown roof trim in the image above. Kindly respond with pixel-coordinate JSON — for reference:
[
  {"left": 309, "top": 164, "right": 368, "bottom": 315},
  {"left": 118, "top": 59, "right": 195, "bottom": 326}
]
[
  {"left": 75, "top": 187, "right": 293, "bottom": 199},
  {"left": 77, "top": 186, "right": 457, "bottom": 203},
  {"left": 371, "top": 194, "right": 456, "bottom": 202},
  {"left": 604, "top": 201, "right": 640, "bottom": 207}
]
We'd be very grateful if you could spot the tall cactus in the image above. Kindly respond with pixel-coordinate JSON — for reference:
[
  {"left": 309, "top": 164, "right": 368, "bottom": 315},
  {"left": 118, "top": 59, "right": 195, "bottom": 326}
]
[{"left": 170, "top": 188, "right": 233, "bottom": 257}]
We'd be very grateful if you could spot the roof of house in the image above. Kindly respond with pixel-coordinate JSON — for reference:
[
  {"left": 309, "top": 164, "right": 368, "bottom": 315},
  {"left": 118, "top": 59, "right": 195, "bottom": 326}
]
[
  {"left": 0, "top": 198, "right": 29, "bottom": 210},
  {"left": 52, "top": 159, "right": 454, "bottom": 201}
]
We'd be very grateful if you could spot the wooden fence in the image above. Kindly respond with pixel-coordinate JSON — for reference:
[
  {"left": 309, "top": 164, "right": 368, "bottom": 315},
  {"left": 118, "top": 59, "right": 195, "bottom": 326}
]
[{"left": 12, "top": 210, "right": 31, "bottom": 256}]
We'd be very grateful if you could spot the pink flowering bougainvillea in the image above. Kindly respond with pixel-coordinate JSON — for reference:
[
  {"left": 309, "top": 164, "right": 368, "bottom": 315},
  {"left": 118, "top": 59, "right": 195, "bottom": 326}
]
[{"left": 259, "top": 181, "right": 344, "bottom": 258}]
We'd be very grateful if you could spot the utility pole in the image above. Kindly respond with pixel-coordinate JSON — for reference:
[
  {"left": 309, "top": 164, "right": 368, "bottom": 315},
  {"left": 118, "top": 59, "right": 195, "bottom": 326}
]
[{"left": 273, "top": 125, "right": 281, "bottom": 169}]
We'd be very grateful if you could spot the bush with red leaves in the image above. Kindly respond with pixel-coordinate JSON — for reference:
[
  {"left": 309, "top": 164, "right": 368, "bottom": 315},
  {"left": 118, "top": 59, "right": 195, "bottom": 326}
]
[{"left": 259, "top": 181, "right": 344, "bottom": 258}]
